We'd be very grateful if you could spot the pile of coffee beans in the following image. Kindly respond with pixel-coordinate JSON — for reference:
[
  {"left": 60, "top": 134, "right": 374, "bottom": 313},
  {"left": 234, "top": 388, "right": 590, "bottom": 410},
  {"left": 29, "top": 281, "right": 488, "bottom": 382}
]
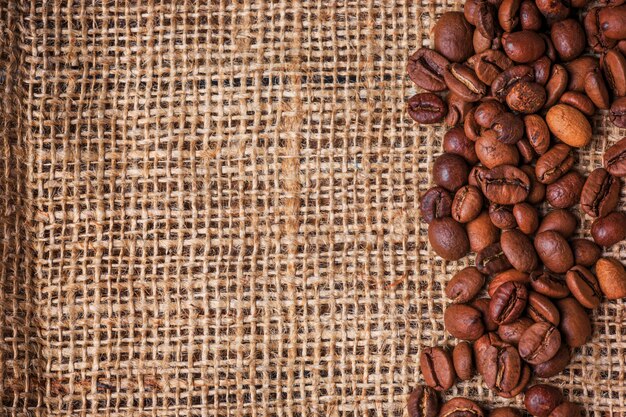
[{"left": 406, "top": 0, "right": 626, "bottom": 414}]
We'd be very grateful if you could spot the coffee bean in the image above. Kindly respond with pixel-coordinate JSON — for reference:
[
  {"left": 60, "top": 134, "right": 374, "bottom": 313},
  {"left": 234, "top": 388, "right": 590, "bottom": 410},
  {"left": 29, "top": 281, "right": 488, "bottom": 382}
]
[
  {"left": 556, "top": 297, "right": 591, "bottom": 347},
  {"left": 428, "top": 217, "right": 470, "bottom": 260},
  {"left": 532, "top": 56, "right": 552, "bottom": 86},
  {"left": 474, "top": 332, "right": 506, "bottom": 375},
  {"left": 446, "top": 93, "right": 475, "bottom": 127},
  {"left": 496, "top": 363, "right": 531, "bottom": 398},
  {"left": 444, "top": 64, "right": 488, "bottom": 102},
  {"left": 465, "top": 107, "right": 483, "bottom": 140},
  {"left": 602, "top": 49, "right": 626, "bottom": 97},
  {"left": 591, "top": 211, "right": 626, "bottom": 247},
  {"left": 513, "top": 202, "right": 539, "bottom": 234},
  {"left": 421, "top": 187, "right": 453, "bottom": 224},
  {"left": 490, "top": 281, "right": 528, "bottom": 325},
  {"left": 517, "top": 140, "right": 535, "bottom": 166},
  {"left": 610, "top": 97, "right": 626, "bottom": 128},
  {"left": 535, "top": 143, "right": 574, "bottom": 184},
  {"left": 546, "top": 104, "right": 592, "bottom": 148},
  {"left": 492, "top": 65, "right": 535, "bottom": 100},
  {"left": 536, "top": 209, "right": 578, "bottom": 238},
  {"left": 532, "top": 344, "right": 571, "bottom": 378},
  {"left": 491, "top": 112, "right": 525, "bottom": 144},
  {"left": 526, "top": 291, "right": 560, "bottom": 325},
  {"left": 550, "top": 19, "right": 586, "bottom": 62},
  {"left": 445, "top": 304, "right": 486, "bottom": 340},
  {"left": 439, "top": 398, "right": 484, "bottom": 417},
  {"left": 506, "top": 81, "right": 546, "bottom": 113},
  {"left": 475, "top": 99, "right": 507, "bottom": 128},
  {"left": 545, "top": 170, "right": 585, "bottom": 209},
  {"left": 498, "top": 317, "right": 534, "bottom": 345},
  {"left": 446, "top": 267, "right": 486, "bottom": 303},
  {"left": 467, "top": 211, "right": 501, "bottom": 252},
  {"left": 464, "top": 0, "right": 483, "bottom": 25},
  {"left": 595, "top": 257, "right": 626, "bottom": 300},
  {"left": 520, "top": 165, "right": 546, "bottom": 204},
  {"left": 476, "top": 242, "right": 513, "bottom": 274},
  {"left": 420, "top": 346, "right": 456, "bottom": 391},
  {"left": 472, "top": 297, "right": 501, "bottom": 332},
  {"left": 565, "top": 265, "right": 601, "bottom": 309},
  {"left": 524, "top": 384, "right": 563, "bottom": 417},
  {"left": 565, "top": 56, "right": 598, "bottom": 92},
  {"left": 488, "top": 269, "right": 531, "bottom": 296},
  {"left": 598, "top": 5, "right": 626, "bottom": 40},
  {"left": 476, "top": 131, "right": 520, "bottom": 168},
  {"left": 489, "top": 203, "right": 517, "bottom": 229},
  {"left": 530, "top": 270, "right": 570, "bottom": 298},
  {"left": 434, "top": 12, "right": 475, "bottom": 62},
  {"left": 580, "top": 168, "right": 620, "bottom": 218},
  {"left": 473, "top": 50, "right": 514, "bottom": 86},
  {"left": 452, "top": 185, "right": 484, "bottom": 223},
  {"left": 541, "top": 33, "right": 558, "bottom": 62},
  {"left": 518, "top": 322, "right": 561, "bottom": 364},
  {"left": 603, "top": 136, "right": 626, "bottom": 177},
  {"left": 549, "top": 402, "right": 583, "bottom": 417},
  {"left": 584, "top": 69, "right": 610, "bottom": 110},
  {"left": 524, "top": 114, "right": 551, "bottom": 155},
  {"left": 520, "top": 0, "right": 543, "bottom": 30},
  {"left": 434, "top": 153, "right": 469, "bottom": 192},
  {"left": 443, "top": 127, "right": 479, "bottom": 164},
  {"left": 407, "top": 385, "right": 440, "bottom": 417},
  {"left": 407, "top": 48, "right": 450, "bottom": 92},
  {"left": 474, "top": 26, "right": 502, "bottom": 54},
  {"left": 558, "top": 91, "right": 595, "bottom": 117},
  {"left": 477, "top": 2, "right": 498, "bottom": 39},
  {"left": 501, "top": 229, "right": 538, "bottom": 272},
  {"left": 498, "top": 0, "right": 521, "bottom": 31},
  {"left": 408, "top": 93, "right": 448, "bottom": 124},
  {"left": 482, "top": 165, "right": 530, "bottom": 205},
  {"left": 490, "top": 407, "right": 522, "bottom": 417},
  {"left": 452, "top": 341, "right": 475, "bottom": 381},
  {"left": 535, "top": 0, "right": 570, "bottom": 23},
  {"left": 584, "top": 7, "right": 616, "bottom": 53},
  {"left": 503, "top": 30, "right": 546, "bottom": 63},
  {"left": 534, "top": 231, "right": 574, "bottom": 274},
  {"left": 570, "top": 238, "right": 601, "bottom": 267},
  {"left": 469, "top": 166, "right": 489, "bottom": 188},
  {"left": 482, "top": 343, "right": 522, "bottom": 392},
  {"left": 544, "top": 64, "right": 569, "bottom": 108}
]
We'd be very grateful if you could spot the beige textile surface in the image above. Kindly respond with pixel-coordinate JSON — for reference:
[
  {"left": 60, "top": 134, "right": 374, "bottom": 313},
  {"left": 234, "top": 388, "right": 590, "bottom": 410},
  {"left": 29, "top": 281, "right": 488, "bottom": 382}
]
[{"left": 0, "top": 1, "right": 625, "bottom": 416}]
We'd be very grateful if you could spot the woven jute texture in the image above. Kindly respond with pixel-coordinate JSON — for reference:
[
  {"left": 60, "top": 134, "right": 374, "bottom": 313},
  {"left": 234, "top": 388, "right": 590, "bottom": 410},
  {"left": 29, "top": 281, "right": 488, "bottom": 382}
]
[{"left": 0, "top": 1, "right": 625, "bottom": 416}]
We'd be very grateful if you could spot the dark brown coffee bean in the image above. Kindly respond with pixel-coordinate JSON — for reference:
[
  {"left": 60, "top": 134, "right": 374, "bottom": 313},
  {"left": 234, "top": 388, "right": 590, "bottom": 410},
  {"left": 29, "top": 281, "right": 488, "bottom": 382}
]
[
  {"left": 492, "top": 65, "right": 535, "bottom": 100},
  {"left": 602, "top": 49, "right": 626, "bottom": 96},
  {"left": 591, "top": 211, "right": 626, "bottom": 247},
  {"left": 518, "top": 140, "right": 536, "bottom": 164},
  {"left": 452, "top": 341, "right": 475, "bottom": 381},
  {"left": 489, "top": 203, "right": 517, "bottom": 229},
  {"left": 535, "top": 144, "right": 574, "bottom": 185},
  {"left": 482, "top": 344, "right": 522, "bottom": 392},
  {"left": 446, "top": 267, "right": 486, "bottom": 304},
  {"left": 551, "top": 19, "right": 586, "bottom": 62},
  {"left": 584, "top": 70, "right": 610, "bottom": 110},
  {"left": 407, "top": 385, "right": 440, "bottom": 417},
  {"left": 595, "top": 257, "right": 626, "bottom": 300},
  {"left": 501, "top": 229, "right": 539, "bottom": 272},
  {"left": 549, "top": 402, "right": 583, "bottom": 417},
  {"left": 558, "top": 92, "right": 595, "bottom": 116},
  {"left": 598, "top": 5, "right": 626, "bottom": 40},
  {"left": 491, "top": 112, "right": 525, "bottom": 144},
  {"left": 420, "top": 347, "right": 456, "bottom": 391},
  {"left": 518, "top": 322, "right": 561, "bottom": 364},
  {"left": 584, "top": 7, "right": 617, "bottom": 53},
  {"left": 530, "top": 270, "right": 570, "bottom": 298},
  {"left": 434, "top": 153, "right": 469, "bottom": 192},
  {"left": 565, "top": 56, "right": 599, "bottom": 92},
  {"left": 545, "top": 170, "right": 585, "bottom": 209},
  {"left": 476, "top": 243, "right": 514, "bottom": 275},
  {"left": 580, "top": 168, "right": 620, "bottom": 218},
  {"left": 520, "top": 165, "right": 546, "bottom": 204},
  {"left": 439, "top": 398, "right": 484, "bottom": 417},
  {"left": 506, "top": 81, "right": 546, "bottom": 113},
  {"left": 465, "top": 107, "right": 482, "bottom": 141},
  {"left": 604, "top": 136, "right": 626, "bottom": 177},
  {"left": 482, "top": 165, "right": 530, "bottom": 205},
  {"left": 532, "top": 344, "right": 571, "bottom": 378},
  {"left": 503, "top": 30, "right": 546, "bottom": 63},
  {"left": 524, "top": 114, "right": 551, "bottom": 155},
  {"left": 421, "top": 187, "right": 453, "bottom": 224},
  {"left": 446, "top": 93, "right": 475, "bottom": 127},
  {"left": 524, "top": 384, "right": 563, "bottom": 417},
  {"left": 475, "top": 99, "right": 507, "bottom": 128},
  {"left": 445, "top": 64, "right": 488, "bottom": 102},
  {"left": 488, "top": 269, "right": 531, "bottom": 296},
  {"left": 498, "top": 0, "right": 521, "bottom": 31},
  {"left": 520, "top": 0, "right": 543, "bottom": 30},
  {"left": 428, "top": 217, "right": 470, "bottom": 260},
  {"left": 467, "top": 211, "right": 501, "bottom": 252},
  {"left": 489, "top": 281, "right": 528, "bottom": 325},
  {"left": 535, "top": 0, "right": 569, "bottom": 22},
  {"left": 408, "top": 93, "right": 448, "bottom": 124},
  {"left": 526, "top": 291, "right": 560, "bottom": 325},
  {"left": 495, "top": 363, "right": 530, "bottom": 398},
  {"left": 565, "top": 265, "right": 601, "bottom": 309},
  {"left": 536, "top": 209, "right": 578, "bottom": 238},
  {"left": 477, "top": 2, "right": 498, "bottom": 39},
  {"left": 445, "top": 304, "right": 486, "bottom": 341},
  {"left": 513, "top": 203, "right": 539, "bottom": 234},
  {"left": 469, "top": 166, "right": 489, "bottom": 188},
  {"left": 434, "top": 12, "right": 475, "bottom": 63},
  {"left": 407, "top": 48, "right": 450, "bottom": 92},
  {"left": 570, "top": 238, "right": 601, "bottom": 267},
  {"left": 556, "top": 297, "right": 591, "bottom": 347},
  {"left": 453, "top": 185, "right": 484, "bottom": 223},
  {"left": 610, "top": 97, "right": 626, "bottom": 128},
  {"left": 472, "top": 297, "right": 501, "bottom": 332},
  {"left": 544, "top": 64, "right": 568, "bottom": 108},
  {"left": 476, "top": 131, "right": 520, "bottom": 168},
  {"left": 532, "top": 56, "right": 552, "bottom": 86},
  {"left": 534, "top": 231, "right": 574, "bottom": 274},
  {"left": 498, "top": 317, "right": 534, "bottom": 345},
  {"left": 490, "top": 408, "right": 522, "bottom": 417},
  {"left": 444, "top": 127, "right": 479, "bottom": 165}
]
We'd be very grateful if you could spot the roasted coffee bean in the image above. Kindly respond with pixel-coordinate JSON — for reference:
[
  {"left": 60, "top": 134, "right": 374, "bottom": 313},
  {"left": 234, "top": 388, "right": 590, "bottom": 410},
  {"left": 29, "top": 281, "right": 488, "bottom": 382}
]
[
  {"left": 489, "top": 203, "right": 517, "bottom": 229},
  {"left": 536, "top": 209, "right": 578, "bottom": 238},
  {"left": 445, "top": 64, "right": 488, "bottom": 102},
  {"left": 408, "top": 93, "right": 448, "bottom": 124},
  {"left": 465, "top": 107, "right": 482, "bottom": 141},
  {"left": 474, "top": 50, "right": 514, "bottom": 86},
  {"left": 526, "top": 291, "right": 560, "bottom": 325},
  {"left": 496, "top": 363, "right": 531, "bottom": 398},
  {"left": 482, "top": 165, "right": 530, "bottom": 205},
  {"left": 535, "top": 144, "right": 574, "bottom": 184},
  {"left": 452, "top": 341, "right": 475, "bottom": 381},
  {"left": 602, "top": 49, "right": 626, "bottom": 97},
  {"left": 618, "top": 39, "right": 626, "bottom": 55},
  {"left": 407, "top": 385, "right": 440, "bottom": 417},
  {"left": 535, "top": 0, "right": 569, "bottom": 23},
  {"left": 421, "top": 186, "right": 453, "bottom": 224},
  {"left": 446, "top": 93, "right": 475, "bottom": 127},
  {"left": 498, "top": 0, "right": 521, "bottom": 31},
  {"left": 520, "top": 165, "right": 546, "bottom": 204},
  {"left": 545, "top": 170, "right": 585, "bottom": 209},
  {"left": 532, "top": 56, "right": 552, "bottom": 86},
  {"left": 469, "top": 166, "right": 489, "bottom": 188},
  {"left": 465, "top": 0, "right": 483, "bottom": 25},
  {"left": 541, "top": 33, "right": 558, "bottom": 62},
  {"left": 603, "top": 136, "right": 626, "bottom": 177},
  {"left": 474, "top": 26, "right": 502, "bottom": 54},
  {"left": 476, "top": 2, "right": 498, "bottom": 39},
  {"left": 428, "top": 217, "right": 470, "bottom": 260},
  {"left": 476, "top": 242, "right": 513, "bottom": 274},
  {"left": 489, "top": 281, "right": 528, "bottom": 325},
  {"left": 556, "top": 297, "right": 592, "bottom": 347},
  {"left": 520, "top": 0, "right": 543, "bottom": 30},
  {"left": 434, "top": 12, "right": 475, "bottom": 62},
  {"left": 488, "top": 269, "right": 531, "bottom": 296},
  {"left": 565, "top": 56, "right": 598, "bottom": 92},
  {"left": 482, "top": 343, "right": 522, "bottom": 392},
  {"left": 544, "top": 64, "right": 569, "bottom": 108},
  {"left": 420, "top": 346, "right": 456, "bottom": 391},
  {"left": 546, "top": 104, "right": 592, "bottom": 148},
  {"left": 513, "top": 203, "right": 539, "bottom": 234},
  {"left": 491, "top": 112, "right": 525, "bottom": 144},
  {"left": 524, "top": 114, "right": 550, "bottom": 155},
  {"left": 476, "top": 131, "right": 520, "bottom": 168},
  {"left": 518, "top": 322, "right": 561, "bottom": 364},
  {"left": 595, "top": 257, "right": 626, "bottom": 300},
  {"left": 446, "top": 267, "right": 486, "bottom": 303},
  {"left": 517, "top": 139, "right": 535, "bottom": 164},
  {"left": 503, "top": 30, "right": 546, "bottom": 63},
  {"left": 534, "top": 231, "right": 574, "bottom": 274},
  {"left": 598, "top": 5, "right": 626, "bottom": 41},
  {"left": 530, "top": 270, "right": 570, "bottom": 298},
  {"left": 475, "top": 99, "right": 507, "bottom": 128},
  {"left": 585, "top": 7, "right": 616, "bottom": 52},
  {"left": 532, "top": 344, "right": 571, "bottom": 378},
  {"left": 570, "top": 238, "right": 601, "bottom": 267},
  {"left": 492, "top": 65, "right": 535, "bottom": 100},
  {"left": 445, "top": 304, "right": 486, "bottom": 340},
  {"left": 591, "top": 211, "right": 626, "bottom": 247},
  {"left": 452, "top": 185, "right": 484, "bottom": 223},
  {"left": 467, "top": 211, "right": 501, "bottom": 252},
  {"left": 439, "top": 398, "right": 484, "bottom": 417},
  {"left": 472, "top": 297, "right": 501, "bottom": 332},
  {"left": 444, "top": 127, "right": 479, "bottom": 164},
  {"left": 490, "top": 407, "right": 522, "bottom": 417},
  {"left": 506, "top": 81, "right": 546, "bottom": 113},
  {"left": 610, "top": 97, "right": 626, "bottom": 128},
  {"left": 584, "top": 69, "right": 610, "bottom": 110},
  {"left": 565, "top": 265, "right": 601, "bottom": 309},
  {"left": 474, "top": 332, "right": 505, "bottom": 374},
  {"left": 524, "top": 384, "right": 563, "bottom": 417},
  {"left": 549, "top": 402, "right": 583, "bottom": 417},
  {"left": 558, "top": 92, "right": 595, "bottom": 117},
  {"left": 498, "top": 317, "right": 534, "bottom": 345},
  {"left": 580, "top": 168, "right": 620, "bottom": 218},
  {"left": 501, "top": 229, "right": 538, "bottom": 272},
  {"left": 550, "top": 19, "right": 586, "bottom": 62},
  {"left": 407, "top": 48, "right": 450, "bottom": 92},
  {"left": 434, "top": 153, "right": 469, "bottom": 192}
]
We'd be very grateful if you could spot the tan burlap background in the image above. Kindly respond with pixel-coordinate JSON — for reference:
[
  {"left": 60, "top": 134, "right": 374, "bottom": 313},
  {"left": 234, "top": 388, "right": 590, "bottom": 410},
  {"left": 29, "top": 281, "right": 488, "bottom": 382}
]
[{"left": 0, "top": 1, "right": 625, "bottom": 416}]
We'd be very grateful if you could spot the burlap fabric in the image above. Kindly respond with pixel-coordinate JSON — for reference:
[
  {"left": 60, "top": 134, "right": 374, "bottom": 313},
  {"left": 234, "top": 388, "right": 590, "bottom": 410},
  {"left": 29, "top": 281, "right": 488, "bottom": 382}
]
[{"left": 0, "top": 1, "right": 624, "bottom": 416}]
